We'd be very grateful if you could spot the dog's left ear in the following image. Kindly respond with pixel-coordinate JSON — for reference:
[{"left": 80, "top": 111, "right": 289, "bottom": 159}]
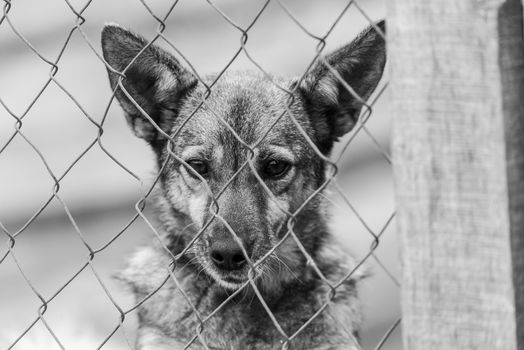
[
  {"left": 101, "top": 24, "right": 197, "bottom": 143},
  {"left": 299, "top": 21, "right": 386, "bottom": 151}
]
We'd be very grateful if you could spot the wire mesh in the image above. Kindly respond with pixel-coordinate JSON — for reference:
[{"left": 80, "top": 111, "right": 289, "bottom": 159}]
[{"left": 0, "top": 0, "right": 400, "bottom": 349}]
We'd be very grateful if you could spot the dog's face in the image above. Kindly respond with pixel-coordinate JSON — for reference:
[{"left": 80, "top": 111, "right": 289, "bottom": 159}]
[
  {"left": 162, "top": 76, "right": 320, "bottom": 289},
  {"left": 101, "top": 23, "right": 386, "bottom": 290}
]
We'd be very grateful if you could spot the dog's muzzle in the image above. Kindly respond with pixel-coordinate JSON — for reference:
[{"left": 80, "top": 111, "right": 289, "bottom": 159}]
[{"left": 209, "top": 237, "right": 252, "bottom": 272}]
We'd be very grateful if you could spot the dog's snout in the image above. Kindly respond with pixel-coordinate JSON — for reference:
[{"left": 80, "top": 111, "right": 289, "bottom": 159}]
[{"left": 209, "top": 239, "right": 251, "bottom": 271}]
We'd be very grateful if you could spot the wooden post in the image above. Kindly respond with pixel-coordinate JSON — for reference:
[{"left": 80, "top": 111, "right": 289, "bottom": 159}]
[{"left": 388, "top": 0, "right": 524, "bottom": 349}]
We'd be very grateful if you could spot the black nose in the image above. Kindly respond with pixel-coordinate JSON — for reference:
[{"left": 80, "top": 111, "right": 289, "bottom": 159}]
[{"left": 209, "top": 239, "right": 248, "bottom": 271}]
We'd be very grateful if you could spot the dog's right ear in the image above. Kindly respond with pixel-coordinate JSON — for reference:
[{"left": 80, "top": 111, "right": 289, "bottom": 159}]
[
  {"left": 101, "top": 24, "right": 197, "bottom": 142},
  {"left": 298, "top": 21, "right": 386, "bottom": 154}
]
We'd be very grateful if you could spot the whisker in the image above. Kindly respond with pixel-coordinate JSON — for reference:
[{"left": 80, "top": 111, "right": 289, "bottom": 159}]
[
  {"left": 178, "top": 255, "right": 200, "bottom": 272},
  {"left": 272, "top": 253, "right": 303, "bottom": 284}
]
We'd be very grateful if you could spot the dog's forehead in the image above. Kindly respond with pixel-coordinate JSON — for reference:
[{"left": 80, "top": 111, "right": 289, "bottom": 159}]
[{"left": 175, "top": 73, "right": 311, "bottom": 151}]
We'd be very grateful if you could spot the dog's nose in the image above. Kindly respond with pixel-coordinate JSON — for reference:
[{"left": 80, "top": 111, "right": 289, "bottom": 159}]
[{"left": 209, "top": 240, "right": 248, "bottom": 271}]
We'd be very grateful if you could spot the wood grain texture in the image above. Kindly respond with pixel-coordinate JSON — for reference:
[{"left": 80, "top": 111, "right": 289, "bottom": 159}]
[
  {"left": 502, "top": 0, "right": 524, "bottom": 345},
  {"left": 388, "top": 0, "right": 524, "bottom": 349}
]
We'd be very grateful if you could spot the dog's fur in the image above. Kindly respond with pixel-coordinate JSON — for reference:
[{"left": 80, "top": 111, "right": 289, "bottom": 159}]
[{"left": 101, "top": 21, "right": 386, "bottom": 350}]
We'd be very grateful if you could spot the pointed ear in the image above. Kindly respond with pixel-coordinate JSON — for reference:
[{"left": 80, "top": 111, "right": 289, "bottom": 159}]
[
  {"left": 299, "top": 21, "right": 386, "bottom": 151},
  {"left": 101, "top": 24, "right": 197, "bottom": 142}
]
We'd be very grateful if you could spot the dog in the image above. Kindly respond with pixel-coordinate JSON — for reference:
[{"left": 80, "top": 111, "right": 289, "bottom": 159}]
[{"left": 101, "top": 20, "right": 386, "bottom": 350}]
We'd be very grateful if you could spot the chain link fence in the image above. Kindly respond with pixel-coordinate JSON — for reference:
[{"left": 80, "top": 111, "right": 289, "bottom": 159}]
[{"left": 0, "top": 0, "right": 399, "bottom": 349}]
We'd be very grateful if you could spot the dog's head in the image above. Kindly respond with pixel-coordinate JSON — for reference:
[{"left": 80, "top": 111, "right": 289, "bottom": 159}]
[{"left": 101, "top": 22, "right": 386, "bottom": 291}]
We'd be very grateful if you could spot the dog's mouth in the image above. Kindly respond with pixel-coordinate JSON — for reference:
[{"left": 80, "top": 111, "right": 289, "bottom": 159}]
[
  {"left": 201, "top": 257, "right": 267, "bottom": 291},
  {"left": 205, "top": 264, "right": 253, "bottom": 290},
  {"left": 194, "top": 239, "right": 280, "bottom": 290},
  {"left": 218, "top": 274, "right": 247, "bottom": 290}
]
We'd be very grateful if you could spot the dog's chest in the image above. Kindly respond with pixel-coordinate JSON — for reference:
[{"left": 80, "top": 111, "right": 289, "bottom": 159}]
[
  {"left": 167, "top": 287, "right": 292, "bottom": 349},
  {"left": 139, "top": 275, "right": 326, "bottom": 349},
  {"left": 125, "top": 245, "right": 361, "bottom": 349}
]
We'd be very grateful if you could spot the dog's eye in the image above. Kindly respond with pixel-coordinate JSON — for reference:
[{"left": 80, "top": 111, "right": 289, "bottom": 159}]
[
  {"left": 263, "top": 159, "right": 290, "bottom": 179},
  {"left": 186, "top": 160, "right": 209, "bottom": 178}
]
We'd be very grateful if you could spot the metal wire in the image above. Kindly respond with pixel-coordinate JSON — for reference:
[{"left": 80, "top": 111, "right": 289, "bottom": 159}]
[{"left": 0, "top": 0, "right": 399, "bottom": 349}]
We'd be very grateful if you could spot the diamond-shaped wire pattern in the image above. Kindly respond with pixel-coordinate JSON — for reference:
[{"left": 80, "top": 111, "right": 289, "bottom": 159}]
[{"left": 0, "top": 0, "right": 400, "bottom": 349}]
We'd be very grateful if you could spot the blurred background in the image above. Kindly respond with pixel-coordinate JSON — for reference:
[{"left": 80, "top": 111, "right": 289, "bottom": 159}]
[{"left": 0, "top": 0, "right": 400, "bottom": 349}]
